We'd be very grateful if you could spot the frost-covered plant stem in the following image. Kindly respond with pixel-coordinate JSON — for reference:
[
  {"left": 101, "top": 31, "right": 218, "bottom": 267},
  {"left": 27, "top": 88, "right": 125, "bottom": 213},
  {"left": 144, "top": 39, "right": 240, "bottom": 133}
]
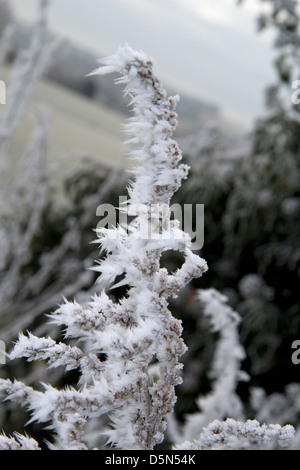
[
  {"left": 0, "top": 0, "right": 60, "bottom": 166},
  {"left": 174, "top": 289, "right": 248, "bottom": 443},
  {"left": 0, "top": 44, "right": 207, "bottom": 450},
  {"left": 174, "top": 418, "right": 295, "bottom": 450}
]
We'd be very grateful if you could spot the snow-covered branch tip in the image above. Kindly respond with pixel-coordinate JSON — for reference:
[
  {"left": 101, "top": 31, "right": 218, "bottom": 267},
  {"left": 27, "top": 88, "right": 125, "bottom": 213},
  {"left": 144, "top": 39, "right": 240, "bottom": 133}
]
[{"left": 88, "top": 43, "right": 189, "bottom": 207}]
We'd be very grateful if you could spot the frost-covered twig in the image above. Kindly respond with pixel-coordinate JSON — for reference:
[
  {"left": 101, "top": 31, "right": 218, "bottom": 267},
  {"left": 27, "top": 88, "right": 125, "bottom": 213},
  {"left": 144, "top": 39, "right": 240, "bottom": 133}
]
[
  {"left": 173, "top": 418, "right": 295, "bottom": 450},
  {"left": 0, "top": 433, "right": 40, "bottom": 450},
  {"left": 171, "top": 289, "right": 248, "bottom": 443},
  {"left": 0, "top": 0, "right": 60, "bottom": 166},
  {"left": 0, "top": 109, "right": 51, "bottom": 333}
]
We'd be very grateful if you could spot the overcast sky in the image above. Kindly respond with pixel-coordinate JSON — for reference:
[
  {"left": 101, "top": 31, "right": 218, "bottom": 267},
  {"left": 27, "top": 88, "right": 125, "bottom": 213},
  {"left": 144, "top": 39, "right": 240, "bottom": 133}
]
[{"left": 10, "top": 0, "right": 276, "bottom": 128}]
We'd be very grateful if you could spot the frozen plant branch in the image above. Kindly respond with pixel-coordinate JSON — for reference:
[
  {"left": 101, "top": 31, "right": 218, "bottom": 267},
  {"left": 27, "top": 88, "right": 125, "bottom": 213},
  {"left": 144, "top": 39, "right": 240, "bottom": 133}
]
[
  {"left": 177, "top": 289, "right": 248, "bottom": 442},
  {"left": 173, "top": 418, "right": 295, "bottom": 450},
  {"left": 0, "top": 433, "right": 40, "bottom": 450},
  {"left": 0, "top": 0, "right": 60, "bottom": 166},
  {"left": 0, "top": 44, "right": 207, "bottom": 450}
]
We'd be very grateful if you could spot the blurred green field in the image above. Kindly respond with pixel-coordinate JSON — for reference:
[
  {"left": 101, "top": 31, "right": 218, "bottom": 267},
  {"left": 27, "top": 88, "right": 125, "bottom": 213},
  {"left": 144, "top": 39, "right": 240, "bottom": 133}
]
[{"left": 0, "top": 63, "right": 128, "bottom": 179}]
